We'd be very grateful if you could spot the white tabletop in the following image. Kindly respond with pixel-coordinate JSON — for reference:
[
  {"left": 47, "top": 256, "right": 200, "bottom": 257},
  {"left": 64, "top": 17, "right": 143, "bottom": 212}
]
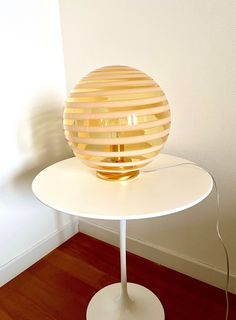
[{"left": 32, "top": 154, "right": 213, "bottom": 220}]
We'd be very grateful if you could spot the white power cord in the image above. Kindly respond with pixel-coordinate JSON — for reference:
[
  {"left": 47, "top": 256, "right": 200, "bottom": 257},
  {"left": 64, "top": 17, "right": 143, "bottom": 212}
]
[{"left": 142, "top": 162, "right": 230, "bottom": 320}]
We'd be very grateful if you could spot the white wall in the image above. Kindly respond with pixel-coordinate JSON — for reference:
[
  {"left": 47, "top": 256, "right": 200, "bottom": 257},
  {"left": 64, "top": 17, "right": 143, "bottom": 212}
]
[
  {"left": 0, "top": 0, "right": 76, "bottom": 286},
  {"left": 59, "top": 0, "right": 236, "bottom": 291}
]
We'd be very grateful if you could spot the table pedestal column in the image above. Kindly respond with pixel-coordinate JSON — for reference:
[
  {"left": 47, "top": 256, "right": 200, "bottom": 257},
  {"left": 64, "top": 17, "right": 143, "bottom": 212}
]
[{"left": 86, "top": 220, "right": 165, "bottom": 320}]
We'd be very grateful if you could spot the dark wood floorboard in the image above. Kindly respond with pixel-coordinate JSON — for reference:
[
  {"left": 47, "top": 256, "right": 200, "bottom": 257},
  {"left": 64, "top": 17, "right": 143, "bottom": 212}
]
[{"left": 0, "top": 233, "right": 235, "bottom": 319}]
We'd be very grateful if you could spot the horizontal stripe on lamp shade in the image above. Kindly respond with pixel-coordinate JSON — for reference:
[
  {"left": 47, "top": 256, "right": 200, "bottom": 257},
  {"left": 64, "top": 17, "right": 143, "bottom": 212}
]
[{"left": 63, "top": 65, "right": 171, "bottom": 181}]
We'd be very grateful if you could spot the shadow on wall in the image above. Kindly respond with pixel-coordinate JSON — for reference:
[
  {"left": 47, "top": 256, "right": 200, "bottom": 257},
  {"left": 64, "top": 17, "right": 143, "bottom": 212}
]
[
  {"left": 18, "top": 96, "right": 72, "bottom": 172},
  {"left": 0, "top": 93, "right": 74, "bottom": 244},
  {"left": 12, "top": 95, "right": 72, "bottom": 191}
]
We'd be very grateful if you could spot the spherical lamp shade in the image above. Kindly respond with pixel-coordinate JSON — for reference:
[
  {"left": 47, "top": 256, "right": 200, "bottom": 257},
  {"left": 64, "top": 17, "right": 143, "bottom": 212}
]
[{"left": 63, "top": 65, "right": 171, "bottom": 181}]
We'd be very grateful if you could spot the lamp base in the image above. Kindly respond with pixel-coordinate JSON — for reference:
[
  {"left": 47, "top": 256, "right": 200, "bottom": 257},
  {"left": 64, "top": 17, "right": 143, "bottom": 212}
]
[
  {"left": 86, "top": 283, "right": 165, "bottom": 320},
  {"left": 96, "top": 170, "right": 139, "bottom": 181}
]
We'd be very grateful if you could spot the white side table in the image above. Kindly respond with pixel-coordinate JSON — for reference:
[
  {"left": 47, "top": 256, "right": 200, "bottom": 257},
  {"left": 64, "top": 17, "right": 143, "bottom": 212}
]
[{"left": 32, "top": 154, "right": 213, "bottom": 320}]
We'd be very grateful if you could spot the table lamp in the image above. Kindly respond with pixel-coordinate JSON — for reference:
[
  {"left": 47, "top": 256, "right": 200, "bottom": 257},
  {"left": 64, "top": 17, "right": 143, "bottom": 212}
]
[{"left": 63, "top": 65, "right": 171, "bottom": 181}]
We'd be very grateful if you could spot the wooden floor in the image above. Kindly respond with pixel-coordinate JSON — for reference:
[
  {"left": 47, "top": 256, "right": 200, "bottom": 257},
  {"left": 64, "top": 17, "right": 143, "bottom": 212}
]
[{"left": 0, "top": 233, "right": 235, "bottom": 320}]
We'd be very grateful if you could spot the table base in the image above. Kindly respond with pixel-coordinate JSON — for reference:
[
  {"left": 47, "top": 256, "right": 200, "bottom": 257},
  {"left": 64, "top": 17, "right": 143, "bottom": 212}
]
[{"left": 86, "top": 283, "right": 165, "bottom": 320}]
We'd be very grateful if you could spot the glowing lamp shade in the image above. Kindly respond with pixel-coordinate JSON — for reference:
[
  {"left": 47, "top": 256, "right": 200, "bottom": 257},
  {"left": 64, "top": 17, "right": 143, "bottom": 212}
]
[{"left": 63, "top": 66, "right": 171, "bottom": 181}]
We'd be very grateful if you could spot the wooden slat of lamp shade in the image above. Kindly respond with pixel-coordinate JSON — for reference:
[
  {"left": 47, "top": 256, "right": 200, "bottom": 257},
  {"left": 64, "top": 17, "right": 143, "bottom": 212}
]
[{"left": 63, "top": 65, "right": 171, "bottom": 181}]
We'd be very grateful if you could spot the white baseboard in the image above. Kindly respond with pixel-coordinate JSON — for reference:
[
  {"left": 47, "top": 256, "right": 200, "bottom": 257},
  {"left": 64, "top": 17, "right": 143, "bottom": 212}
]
[
  {"left": 79, "top": 219, "right": 236, "bottom": 294},
  {"left": 0, "top": 219, "right": 79, "bottom": 287}
]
